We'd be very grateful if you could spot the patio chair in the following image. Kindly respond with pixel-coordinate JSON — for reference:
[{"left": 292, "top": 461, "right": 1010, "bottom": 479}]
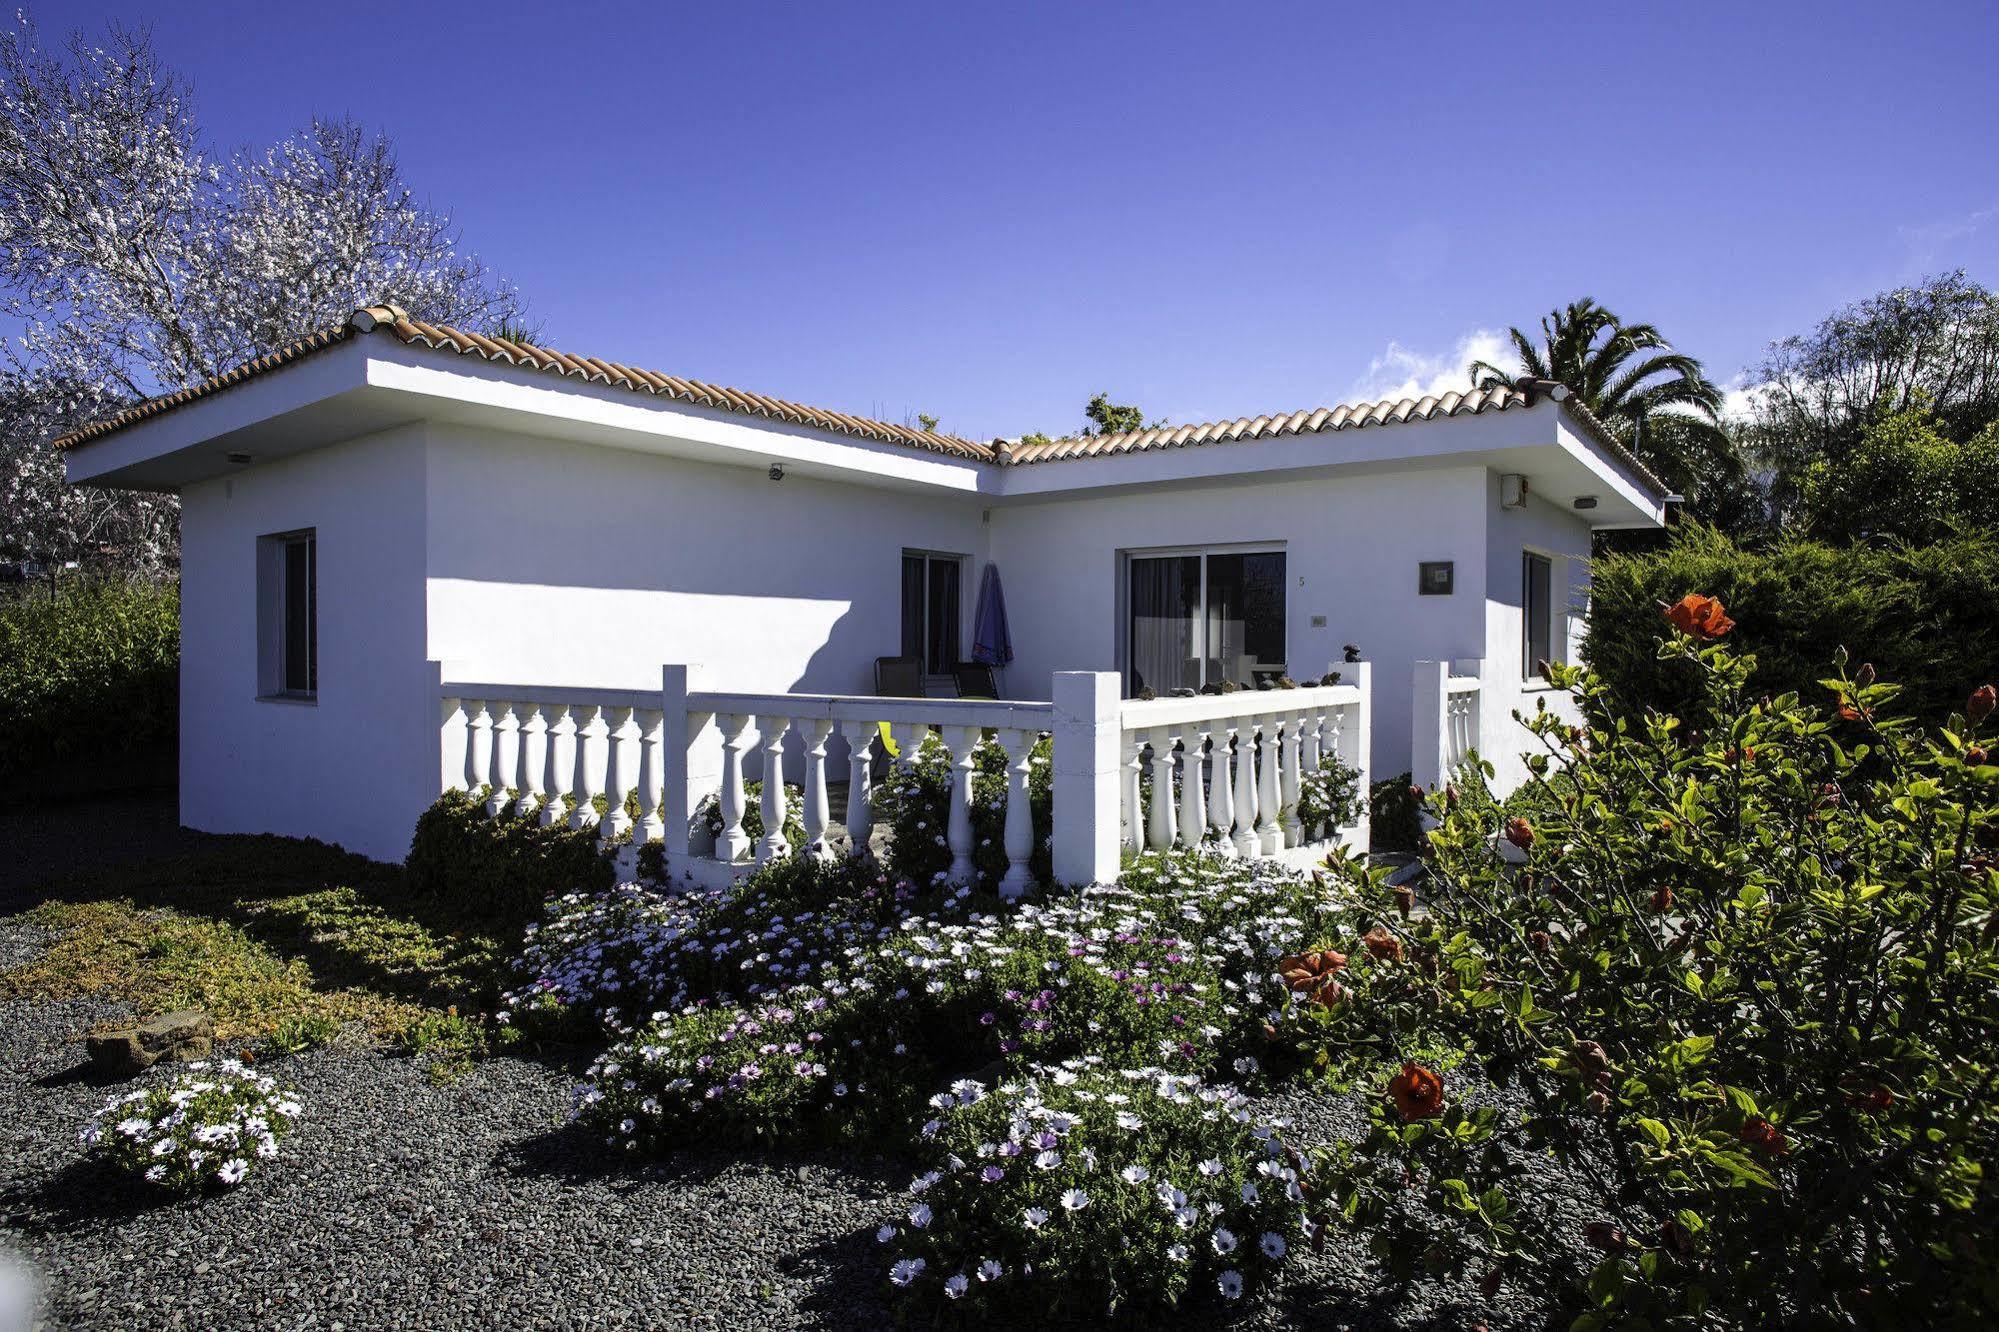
[
  {"left": 953, "top": 661, "right": 1000, "bottom": 699},
  {"left": 874, "top": 655, "right": 926, "bottom": 698}
]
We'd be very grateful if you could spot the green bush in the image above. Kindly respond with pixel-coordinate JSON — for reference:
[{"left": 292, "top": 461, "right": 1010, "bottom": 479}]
[
  {"left": 0, "top": 578, "right": 178, "bottom": 793},
  {"left": 1369, "top": 772, "right": 1424, "bottom": 853},
  {"left": 1303, "top": 614, "right": 1999, "bottom": 1326},
  {"left": 1587, "top": 524, "right": 1999, "bottom": 726},
  {"left": 873, "top": 731, "right": 1053, "bottom": 888},
  {"left": 1797, "top": 407, "right": 1999, "bottom": 545},
  {"left": 405, "top": 790, "right": 614, "bottom": 929}
]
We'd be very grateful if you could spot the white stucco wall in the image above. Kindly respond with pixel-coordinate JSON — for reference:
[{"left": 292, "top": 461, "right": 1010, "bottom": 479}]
[
  {"left": 178, "top": 425, "right": 433, "bottom": 861},
  {"left": 986, "top": 466, "right": 1494, "bottom": 780}
]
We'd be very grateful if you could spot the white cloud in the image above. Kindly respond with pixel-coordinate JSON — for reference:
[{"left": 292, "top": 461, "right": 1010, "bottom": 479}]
[
  {"left": 1717, "top": 372, "right": 1770, "bottom": 422},
  {"left": 1346, "top": 329, "right": 1517, "bottom": 403},
  {"left": 1898, "top": 205, "right": 1997, "bottom": 268}
]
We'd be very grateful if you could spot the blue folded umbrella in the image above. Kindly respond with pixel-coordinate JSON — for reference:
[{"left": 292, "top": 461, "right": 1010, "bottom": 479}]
[{"left": 971, "top": 563, "right": 1013, "bottom": 668}]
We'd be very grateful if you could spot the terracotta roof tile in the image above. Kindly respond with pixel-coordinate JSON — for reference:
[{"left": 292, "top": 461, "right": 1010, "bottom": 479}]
[{"left": 54, "top": 304, "right": 1665, "bottom": 498}]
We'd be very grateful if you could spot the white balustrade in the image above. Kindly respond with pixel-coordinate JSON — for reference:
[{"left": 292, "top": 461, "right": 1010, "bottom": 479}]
[
  {"left": 434, "top": 664, "right": 1372, "bottom": 892},
  {"left": 1412, "top": 659, "right": 1482, "bottom": 794}
]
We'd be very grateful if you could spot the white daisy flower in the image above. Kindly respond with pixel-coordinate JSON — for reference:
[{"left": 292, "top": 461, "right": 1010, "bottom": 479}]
[
  {"left": 1022, "top": 1207, "right": 1049, "bottom": 1229},
  {"left": 1261, "top": 1232, "right": 1286, "bottom": 1259},
  {"left": 1060, "top": 1188, "right": 1089, "bottom": 1211},
  {"left": 889, "top": 1257, "right": 925, "bottom": 1286},
  {"left": 1212, "top": 1227, "right": 1238, "bottom": 1254},
  {"left": 1218, "top": 1269, "right": 1244, "bottom": 1300}
]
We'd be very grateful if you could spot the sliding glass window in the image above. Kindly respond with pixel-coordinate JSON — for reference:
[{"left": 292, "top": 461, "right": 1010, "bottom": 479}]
[{"left": 1126, "top": 548, "right": 1286, "bottom": 695}]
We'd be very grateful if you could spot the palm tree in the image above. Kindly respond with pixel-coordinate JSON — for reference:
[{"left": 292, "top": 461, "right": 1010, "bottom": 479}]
[{"left": 1470, "top": 299, "right": 1752, "bottom": 523}]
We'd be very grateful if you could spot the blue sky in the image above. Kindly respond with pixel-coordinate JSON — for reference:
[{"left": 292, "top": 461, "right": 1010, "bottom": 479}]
[{"left": 50, "top": 1, "right": 1999, "bottom": 440}]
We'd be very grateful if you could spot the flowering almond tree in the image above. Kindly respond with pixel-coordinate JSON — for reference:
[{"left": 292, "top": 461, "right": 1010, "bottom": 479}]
[
  {"left": 1303, "top": 600, "right": 1999, "bottom": 1327},
  {"left": 0, "top": 16, "right": 524, "bottom": 571}
]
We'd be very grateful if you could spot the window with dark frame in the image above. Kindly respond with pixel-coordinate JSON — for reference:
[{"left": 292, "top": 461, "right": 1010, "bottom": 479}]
[
  {"left": 900, "top": 552, "right": 962, "bottom": 676},
  {"left": 1126, "top": 548, "right": 1286, "bottom": 696},
  {"left": 281, "top": 533, "right": 317, "bottom": 696},
  {"left": 1522, "top": 551, "right": 1553, "bottom": 678}
]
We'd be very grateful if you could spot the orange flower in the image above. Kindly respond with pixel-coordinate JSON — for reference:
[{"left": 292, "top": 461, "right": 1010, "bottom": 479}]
[
  {"left": 1503, "top": 817, "right": 1535, "bottom": 851},
  {"left": 1970, "top": 685, "right": 1997, "bottom": 725},
  {"left": 1660, "top": 594, "right": 1736, "bottom": 640},
  {"left": 1362, "top": 926, "right": 1405, "bottom": 963},
  {"left": 1738, "top": 1116, "right": 1789, "bottom": 1156},
  {"left": 1387, "top": 1062, "right": 1445, "bottom": 1121},
  {"left": 1276, "top": 950, "right": 1348, "bottom": 1007}
]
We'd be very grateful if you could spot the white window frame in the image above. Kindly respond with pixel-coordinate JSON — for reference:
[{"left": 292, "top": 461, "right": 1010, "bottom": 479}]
[{"left": 1118, "top": 541, "right": 1288, "bottom": 695}]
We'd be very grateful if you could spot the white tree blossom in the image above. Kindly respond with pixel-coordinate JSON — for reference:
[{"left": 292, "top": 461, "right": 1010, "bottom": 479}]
[{"left": 0, "top": 15, "right": 524, "bottom": 571}]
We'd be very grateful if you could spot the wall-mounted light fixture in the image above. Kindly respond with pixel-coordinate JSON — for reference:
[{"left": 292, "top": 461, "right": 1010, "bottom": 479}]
[
  {"left": 1573, "top": 495, "right": 1599, "bottom": 510},
  {"left": 768, "top": 464, "right": 785, "bottom": 482},
  {"left": 226, "top": 451, "right": 253, "bottom": 465}
]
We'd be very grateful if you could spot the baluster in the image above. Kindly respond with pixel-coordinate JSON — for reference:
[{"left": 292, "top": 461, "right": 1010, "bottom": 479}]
[
  {"left": 602, "top": 705, "right": 636, "bottom": 840},
  {"left": 802, "top": 718, "right": 835, "bottom": 860},
  {"left": 1208, "top": 726, "right": 1238, "bottom": 857},
  {"left": 465, "top": 700, "right": 492, "bottom": 802},
  {"left": 540, "top": 704, "right": 575, "bottom": 827},
  {"left": 1279, "top": 710, "right": 1305, "bottom": 847},
  {"left": 517, "top": 703, "right": 547, "bottom": 820},
  {"left": 1177, "top": 732, "right": 1207, "bottom": 851},
  {"left": 1231, "top": 721, "right": 1260, "bottom": 857},
  {"left": 1257, "top": 714, "right": 1284, "bottom": 854},
  {"left": 1146, "top": 727, "right": 1177, "bottom": 852},
  {"left": 840, "top": 719, "right": 877, "bottom": 857},
  {"left": 487, "top": 701, "right": 519, "bottom": 817},
  {"left": 755, "top": 714, "right": 793, "bottom": 863},
  {"left": 717, "top": 713, "right": 753, "bottom": 861},
  {"left": 633, "top": 708, "right": 665, "bottom": 845},
  {"left": 997, "top": 727, "right": 1036, "bottom": 898},
  {"left": 942, "top": 725, "right": 979, "bottom": 884},
  {"left": 1123, "top": 733, "right": 1147, "bottom": 854},
  {"left": 570, "top": 704, "right": 606, "bottom": 830},
  {"left": 439, "top": 695, "right": 465, "bottom": 796}
]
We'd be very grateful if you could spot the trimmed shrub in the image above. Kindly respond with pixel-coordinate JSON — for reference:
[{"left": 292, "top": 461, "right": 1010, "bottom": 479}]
[
  {"left": 1586, "top": 524, "right": 1999, "bottom": 726},
  {"left": 405, "top": 790, "right": 614, "bottom": 929},
  {"left": 0, "top": 578, "right": 178, "bottom": 796}
]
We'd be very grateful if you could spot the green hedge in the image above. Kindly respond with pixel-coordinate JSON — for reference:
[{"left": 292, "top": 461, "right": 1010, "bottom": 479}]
[
  {"left": 0, "top": 579, "right": 179, "bottom": 795},
  {"left": 405, "top": 790, "right": 615, "bottom": 929},
  {"left": 1585, "top": 525, "right": 1999, "bottom": 724}
]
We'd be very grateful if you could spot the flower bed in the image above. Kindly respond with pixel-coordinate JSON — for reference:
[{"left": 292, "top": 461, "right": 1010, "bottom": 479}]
[{"left": 81, "top": 1059, "right": 301, "bottom": 1191}]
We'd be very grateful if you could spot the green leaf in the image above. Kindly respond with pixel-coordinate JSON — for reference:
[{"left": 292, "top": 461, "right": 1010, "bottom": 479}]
[{"left": 1637, "top": 1118, "right": 1670, "bottom": 1149}]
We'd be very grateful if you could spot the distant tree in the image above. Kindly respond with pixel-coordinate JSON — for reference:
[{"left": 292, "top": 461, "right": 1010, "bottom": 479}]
[
  {"left": 1746, "top": 271, "right": 1999, "bottom": 521},
  {"left": 1795, "top": 406, "right": 1999, "bottom": 545},
  {"left": 1471, "top": 298, "right": 1752, "bottom": 526},
  {"left": 1083, "top": 392, "right": 1147, "bottom": 437},
  {"left": 915, "top": 412, "right": 940, "bottom": 433},
  {"left": 0, "top": 16, "right": 524, "bottom": 572}
]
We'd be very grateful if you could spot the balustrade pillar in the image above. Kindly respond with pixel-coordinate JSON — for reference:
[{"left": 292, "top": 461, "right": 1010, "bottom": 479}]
[
  {"left": 1146, "top": 728, "right": 1177, "bottom": 852},
  {"left": 466, "top": 700, "right": 492, "bottom": 800},
  {"left": 540, "top": 704, "right": 575, "bottom": 826},
  {"left": 998, "top": 728, "right": 1036, "bottom": 898},
  {"left": 802, "top": 718, "right": 835, "bottom": 860},
  {"left": 1123, "top": 734, "right": 1148, "bottom": 854},
  {"left": 439, "top": 695, "right": 466, "bottom": 796},
  {"left": 1257, "top": 714, "right": 1284, "bottom": 854},
  {"left": 1231, "top": 722, "right": 1260, "bottom": 856},
  {"left": 603, "top": 706, "right": 636, "bottom": 839},
  {"left": 942, "top": 725, "right": 979, "bottom": 883},
  {"left": 1178, "top": 733, "right": 1207, "bottom": 852},
  {"left": 633, "top": 708, "right": 665, "bottom": 845},
  {"left": 488, "top": 702, "right": 519, "bottom": 817},
  {"left": 717, "top": 713, "right": 754, "bottom": 861},
  {"left": 840, "top": 720, "right": 877, "bottom": 857},
  {"left": 517, "top": 704, "right": 547, "bottom": 819},
  {"left": 570, "top": 704, "right": 606, "bottom": 831},
  {"left": 1279, "top": 711, "right": 1304, "bottom": 847},
  {"left": 1208, "top": 728, "right": 1238, "bottom": 857},
  {"left": 754, "top": 715, "right": 793, "bottom": 863}
]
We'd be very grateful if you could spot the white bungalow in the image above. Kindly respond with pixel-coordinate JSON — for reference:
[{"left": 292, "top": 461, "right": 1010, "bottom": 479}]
[{"left": 61, "top": 305, "right": 1668, "bottom": 887}]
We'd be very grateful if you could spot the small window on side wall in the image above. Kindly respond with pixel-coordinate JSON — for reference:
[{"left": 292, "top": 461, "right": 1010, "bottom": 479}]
[
  {"left": 259, "top": 530, "right": 317, "bottom": 700},
  {"left": 1522, "top": 551, "right": 1553, "bottom": 678}
]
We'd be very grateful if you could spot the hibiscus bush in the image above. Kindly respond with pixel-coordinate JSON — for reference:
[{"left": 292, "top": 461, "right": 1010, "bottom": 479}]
[
  {"left": 878, "top": 1061, "right": 1309, "bottom": 1318},
  {"left": 81, "top": 1059, "right": 302, "bottom": 1192},
  {"left": 1301, "top": 597, "right": 1999, "bottom": 1327}
]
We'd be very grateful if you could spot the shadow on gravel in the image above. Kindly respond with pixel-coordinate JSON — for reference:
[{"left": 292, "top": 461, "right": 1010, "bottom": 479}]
[
  {"left": 782, "top": 1224, "right": 895, "bottom": 1329},
  {"left": 35, "top": 1059, "right": 133, "bottom": 1091},
  {"left": 0, "top": 1156, "right": 187, "bottom": 1236}
]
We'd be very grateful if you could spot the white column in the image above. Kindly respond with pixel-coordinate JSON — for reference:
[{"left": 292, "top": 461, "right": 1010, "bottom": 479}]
[
  {"left": 540, "top": 704, "right": 575, "bottom": 827},
  {"left": 439, "top": 693, "right": 466, "bottom": 797},
  {"left": 603, "top": 705, "right": 636, "bottom": 839},
  {"left": 517, "top": 703, "right": 547, "bottom": 820},
  {"left": 1178, "top": 732, "right": 1207, "bottom": 852},
  {"left": 1231, "top": 719, "right": 1260, "bottom": 856},
  {"left": 465, "top": 700, "right": 492, "bottom": 802},
  {"left": 1146, "top": 727, "right": 1177, "bottom": 852},
  {"left": 633, "top": 708, "right": 665, "bottom": 845},
  {"left": 942, "top": 724, "right": 979, "bottom": 884},
  {"left": 801, "top": 718, "right": 835, "bottom": 860},
  {"left": 756, "top": 714, "right": 793, "bottom": 863},
  {"left": 997, "top": 727, "right": 1036, "bottom": 898},
  {"left": 1051, "top": 672, "right": 1123, "bottom": 886},
  {"left": 840, "top": 719, "right": 877, "bottom": 858},
  {"left": 487, "top": 701, "right": 519, "bottom": 817},
  {"left": 716, "top": 712, "right": 753, "bottom": 862},
  {"left": 661, "top": 665, "right": 719, "bottom": 863},
  {"left": 1279, "top": 710, "right": 1304, "bottom": 847},
  {"left": 1346, "top": 661, "right": 1374, "bottom": 853},
  {"left": 1411, "top": 660, "right": 1450, "bottom": 794},
  {"left": 1257, "top": 713, "right": 1284, "bottom": 854},
  {"left": 1207, "top": 726, "right": 1238, "bottom": 857},
  {"left": 1122, "top": 732, "right": 1147, "bottom": 854},
  {"left": 569, "top": 704, "right": 606, "bottom": 831}
]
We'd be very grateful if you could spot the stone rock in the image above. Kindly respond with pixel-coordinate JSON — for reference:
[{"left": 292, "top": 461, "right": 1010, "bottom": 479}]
[{"left": 86, "top": 1009, "right": 215, "bottom": 1075}]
